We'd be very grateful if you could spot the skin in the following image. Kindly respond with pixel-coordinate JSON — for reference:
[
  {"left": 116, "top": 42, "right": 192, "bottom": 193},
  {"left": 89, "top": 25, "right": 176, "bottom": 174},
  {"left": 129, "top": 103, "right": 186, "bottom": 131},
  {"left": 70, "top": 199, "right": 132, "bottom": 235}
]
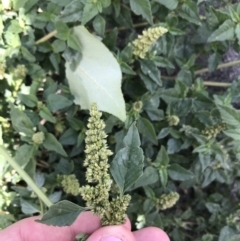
[{"left": 0, "top": 211, "right": 170, "bottom": 241}]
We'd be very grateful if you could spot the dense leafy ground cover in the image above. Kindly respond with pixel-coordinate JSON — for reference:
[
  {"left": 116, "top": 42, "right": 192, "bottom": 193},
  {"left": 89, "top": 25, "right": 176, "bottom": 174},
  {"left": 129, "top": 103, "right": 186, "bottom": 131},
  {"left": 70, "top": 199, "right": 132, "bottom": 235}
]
[{"left": 1, "top": 0, "right": 240, "bottom": 240}]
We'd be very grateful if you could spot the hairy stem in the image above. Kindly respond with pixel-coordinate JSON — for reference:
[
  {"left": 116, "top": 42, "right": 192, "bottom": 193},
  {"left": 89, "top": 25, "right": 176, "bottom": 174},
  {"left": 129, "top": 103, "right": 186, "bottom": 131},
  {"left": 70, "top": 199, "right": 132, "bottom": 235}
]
[{"left": 0, "top": 146, "right": 52, "bottom": 207}]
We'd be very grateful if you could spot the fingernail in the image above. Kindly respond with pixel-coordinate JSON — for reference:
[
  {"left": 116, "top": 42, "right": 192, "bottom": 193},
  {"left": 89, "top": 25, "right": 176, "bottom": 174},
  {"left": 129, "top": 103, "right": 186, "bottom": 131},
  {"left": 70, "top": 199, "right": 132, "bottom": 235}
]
[{"left": 101, "top": 236, "right": 123, "bottom": 241}]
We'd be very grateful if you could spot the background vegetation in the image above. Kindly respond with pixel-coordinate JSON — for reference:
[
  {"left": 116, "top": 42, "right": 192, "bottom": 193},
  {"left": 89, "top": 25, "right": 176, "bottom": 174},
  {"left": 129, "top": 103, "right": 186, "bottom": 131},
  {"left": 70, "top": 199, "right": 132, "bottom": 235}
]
[{"left": 1, "top": 0, "right": 240, "bottom": 240}]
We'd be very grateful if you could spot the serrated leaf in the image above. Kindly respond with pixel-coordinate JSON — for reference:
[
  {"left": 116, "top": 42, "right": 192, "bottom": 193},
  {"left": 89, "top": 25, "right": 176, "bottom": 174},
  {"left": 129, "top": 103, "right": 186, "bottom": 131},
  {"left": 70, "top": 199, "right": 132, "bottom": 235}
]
[
  {"left": 129, "top": 0, "right": 152, "bottom": 24},
  {"left": 208, "top": 20, "right": 235, "bottom": 42},
  {"left": 217, "top": 105, "right": 240, "bottom": 127},
  {"left": 154, "top": 146, "right": 169, "bottom": 166},
  {"left": 110, "top": 123, "right": 144, "bottom": 194},
  {"left": 140, "top": 60, "right": 161, "bottom": 86},
  {"left": 43, "top": 133, "right": 67, "bottom": 157},
  {"left": 10, "top": 104, "right": 34, "bottom": 136},
  {"left": 36, "top": 200, "right": 87, "bottom": 226},
  {"left": 66, "top": 25, "right": 126, "bottom": 121},
  {"left": 153, "top": 0, "right": 178, "bottom": 10},
  {"left": 168, "top": 163, "right": 194, "bottom": 181},
  {"left": 179, "top": 2, "right": 201, "bottom": 26}
]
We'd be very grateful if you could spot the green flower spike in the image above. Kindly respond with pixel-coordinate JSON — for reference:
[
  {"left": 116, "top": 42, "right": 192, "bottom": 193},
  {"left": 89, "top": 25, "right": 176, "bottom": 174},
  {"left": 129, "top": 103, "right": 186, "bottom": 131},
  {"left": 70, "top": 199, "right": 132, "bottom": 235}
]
[
  {"left": 61, "top": 174, "right": 80, "bottom": 196},
  {"left": 158, "top": 192, "right": 180, "bottom": 210},
  {"left": 80, "top": 103, "right": 131, "bottom": 225},
  {"left": 132, "top": 26, "right": 168, "bottom": 59}
]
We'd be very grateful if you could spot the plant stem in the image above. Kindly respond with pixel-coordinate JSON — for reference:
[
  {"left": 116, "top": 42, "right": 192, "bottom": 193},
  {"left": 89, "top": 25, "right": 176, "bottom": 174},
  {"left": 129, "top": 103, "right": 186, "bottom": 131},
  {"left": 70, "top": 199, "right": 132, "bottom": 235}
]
[
  {"left": 194, "top": 60, "right": 240, "bottom": 75},
  {"left": 35, "top": 30, "right": 57, "bottom": 44},
  {"left": 203, "top": 81, "right": 231, "bottom": 87},
  {"left": 162, "top": 59, "right": 240, "bottom": 87},
  {"left": 0, "top": 146, "right": 52, "bottom": 208}
]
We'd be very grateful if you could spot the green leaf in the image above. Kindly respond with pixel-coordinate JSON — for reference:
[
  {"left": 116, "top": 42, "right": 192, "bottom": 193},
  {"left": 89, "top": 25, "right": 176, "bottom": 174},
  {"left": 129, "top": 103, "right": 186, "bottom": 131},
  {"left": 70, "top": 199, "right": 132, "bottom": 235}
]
[
  {"left": 153, "top": 0, "right": 178, "bottom": 10},
  {"left": 137, "top": 117, "right": 158, "bottom": 145},
  {"left": 208, "top": 20, "right": 235, "bottom": 42},
  {"left": 52, "top": 39, "right": 66, "bottom": 53},
  {"left": 179, "top": 2, "right": 201, "bottom": 26},
  {"left": 18, "top": 94, "right": 38, "bottom": 108},
  {"left": 39, "top": 106, "right": 56, "bottom": 123},
  {"left": 93, "top": 15, "right": 106, "bottom": 37},
  {"left": 159, "top": 168, "right": 168, "bottom": 188},
  {"left": 157, "top": 127, "right": 170, "bottom": 139},
  {"left": 65, "top": 25, "right": 126, "bottom": 121},
  {"left": 120, "top": 62, "right": 136, "bottom": 75},
  {"left": 167, "top": 138, "right": 182, "bottom": 154},
  {"left": 224, "top": 129, "right": 240, "bottom": 140},
  {"left": 154, "top": 146, "right": 169, "bottom": 166},
  {"left": 235, "top": 23, "right": 240, "bottom": 45},
  {"left": 36, "top": 201, "right": 87, "bottom": 226},
  {"left": 219, "top": 226, "right": 237, "bottom": 241},
  {"left": 217, "top": 105, "right": 240, "bottom": 127},
  {"left": 43, "top": 133, "right": 67, "bottom": 157},
  {"left": 168, "top": 163, "right": 194, "bottom": 181},
  {"left": 47, "top": 94, "right": 73, "bottom": 111},
  {"left": 20, "top": 198, "right": 40, "bottom": 214},
  {"left": 129, "top": 0, "right": 152, "bottom": 24},
  {"left": 15, "top": 144, "right": 34, "bottom": 168},
  {"left": 140, "top": 60, "right": 161, "bottom": 86},
  {"left": 55, "top": 22, "right": 70, "bottom": 40},
  {"left": 130, "top": 166, "right": 159, "bottom": 190},
  {"left": 82, "top": 1, "right": 98, "bottom": 25},
  {"left": 12, "top": 0, "right": 28, "bottom": 10},
  {"left": 59, "top": 0, "right": 84, "bottom": 22},
  {"left": 21, "top": 46, "right": 36, "bottom": 62},
  {"left": 208, "top": 53, "right": 221, "bottom": 72},
  {"left": 10, "top": 104, "right": 34, "bottom": 137},
  {"left": 110, "top": 123, "right": 144, "bottom": 194}
]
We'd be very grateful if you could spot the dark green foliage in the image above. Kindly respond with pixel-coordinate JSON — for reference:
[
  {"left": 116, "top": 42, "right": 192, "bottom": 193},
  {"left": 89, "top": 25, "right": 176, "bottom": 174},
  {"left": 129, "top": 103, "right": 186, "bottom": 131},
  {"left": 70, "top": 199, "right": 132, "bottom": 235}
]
[{"left": 1, "top": 0, "right": 240, "bottom": 240}]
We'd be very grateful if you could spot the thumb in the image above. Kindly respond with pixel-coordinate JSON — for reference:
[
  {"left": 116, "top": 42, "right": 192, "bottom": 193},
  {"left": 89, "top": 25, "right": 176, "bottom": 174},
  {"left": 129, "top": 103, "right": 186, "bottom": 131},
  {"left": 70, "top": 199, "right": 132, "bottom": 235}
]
[{"left": 86, "top": 225, "right": 136, "bottom": 241}]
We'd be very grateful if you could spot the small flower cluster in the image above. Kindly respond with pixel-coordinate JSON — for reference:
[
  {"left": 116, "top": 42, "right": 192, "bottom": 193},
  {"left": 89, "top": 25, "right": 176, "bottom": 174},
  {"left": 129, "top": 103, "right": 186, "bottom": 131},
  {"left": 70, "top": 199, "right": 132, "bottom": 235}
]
[
  {"left": 133, "top": 101, "right": 143, "bottom": 113},
  {"left": 32, "top": 132, "right": 45, "bottom": 145},
  {"left": 13, "top": 64, "right": 27, "bottom": 79},
  {"left": 167, "top": 115, "right": 180, "bottom": 126},
  {"left": 202, "top": 122, "right": 226, "bottom": 139},
  {"left": 157, "top": 192, "right": 180, "bottom": 210},
  {"left": 60, "top": 174, "right": 80, "bottom": 196},
  {"left": 80, "top": 103, "right": 131, "bottom": 225},
  {"left": 132, "top": 26, "right": 168, "bottom": 59}
]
